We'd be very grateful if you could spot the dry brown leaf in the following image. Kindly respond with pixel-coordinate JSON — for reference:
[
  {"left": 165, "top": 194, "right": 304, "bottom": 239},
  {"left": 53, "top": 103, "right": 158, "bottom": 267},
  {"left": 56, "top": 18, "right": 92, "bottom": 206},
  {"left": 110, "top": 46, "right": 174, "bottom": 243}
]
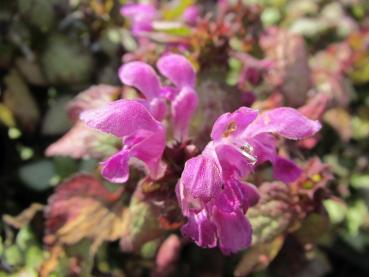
[
  {"left": 3, "top": 203, "right": 44, "bottom": 229},
  {"left": 44, "top": 174, "right": 125, "bottom": 254}
]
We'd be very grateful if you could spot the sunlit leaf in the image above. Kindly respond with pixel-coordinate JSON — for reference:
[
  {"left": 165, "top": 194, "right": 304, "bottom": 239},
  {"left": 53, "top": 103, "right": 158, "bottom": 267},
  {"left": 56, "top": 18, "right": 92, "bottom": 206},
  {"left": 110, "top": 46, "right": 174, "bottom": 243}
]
[
  {"left": 3, "top": 70, "right": 40, "bottom": 131},
  {"left": 42, "top": 96, "right": 73, "bottom": 135},
  {"left": 41, "top": 35, "right": 94, "bottom": 85},
  {"left": 324, "top": 199, "right": 347, "bottom": 224},
  {"left": 3, "top": 203, "right": 44, "bottom": 229},
  {"left": 0, "top": 104, "right": 16, "bottom": 128}
]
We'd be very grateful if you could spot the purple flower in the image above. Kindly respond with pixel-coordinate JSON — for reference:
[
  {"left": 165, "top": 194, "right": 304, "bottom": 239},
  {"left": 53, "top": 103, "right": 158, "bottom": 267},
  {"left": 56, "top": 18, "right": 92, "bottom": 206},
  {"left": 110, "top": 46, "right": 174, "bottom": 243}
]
[
  {"left": 119, "top": 54, "right": 198, "bottom": 141},
  {"left": 81, "top": 100, "right": 166, "bottom": 183},
  {"left": 210, "top": 107, "right": 321, "bottom": 182},
  {"left": 177, "top": 107, "right": 321, "bottom": 253},
  {"left": 182, "top": 5, "right": 199, "bottom": 26},
  {"left": 121, "top": 3, "right": 157, "bottom": 36},
  {"left": 177, "top": 158, "right": 259, "bottom": 254},
  {"left": 157, "top": 54, "right": 198, "bottom": 141},
  {"left": 119, "top": 61, "right": 167, "bottom": 121},
  {"left": 81, "top": 54, "right": 197, "bottom": 183}
]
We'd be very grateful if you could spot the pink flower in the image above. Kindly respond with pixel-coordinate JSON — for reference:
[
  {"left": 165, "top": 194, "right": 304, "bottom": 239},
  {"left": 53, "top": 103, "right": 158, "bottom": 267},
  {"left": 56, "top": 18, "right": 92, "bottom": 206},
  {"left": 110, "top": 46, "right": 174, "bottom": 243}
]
[
  {"left": 121, "top": 3, "right": 157, "bottom": 36},
  {"left": 119, "top": 54, "right": 198, "bottom": 141},
  {"left": 81, "top": 54, "right": 197, "bottom": 183},
  {"left": 81, "top": 100, "right": 166, "bottom": 183},
  {"left": 210, "top": 107, "right": 321, "bottom": 182},
  {"left": 177, "top": 107, "right": 321, "bottom": 253},
  {"left": 182, "top": 5, "right": 199, "bottom": 26},
  {"left": 177, "top": 166, "right": 259, "bottom": 254},
  {"left": 119, "top": 61, "right": 167, "bottom": 121}
]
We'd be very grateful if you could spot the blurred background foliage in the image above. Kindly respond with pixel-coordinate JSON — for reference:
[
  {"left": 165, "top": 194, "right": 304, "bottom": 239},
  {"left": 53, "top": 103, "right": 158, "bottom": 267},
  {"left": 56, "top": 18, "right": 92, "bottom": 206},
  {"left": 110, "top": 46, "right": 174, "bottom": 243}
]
[{"left": 0, "top": 0, "right": 369, "bottom": 276}]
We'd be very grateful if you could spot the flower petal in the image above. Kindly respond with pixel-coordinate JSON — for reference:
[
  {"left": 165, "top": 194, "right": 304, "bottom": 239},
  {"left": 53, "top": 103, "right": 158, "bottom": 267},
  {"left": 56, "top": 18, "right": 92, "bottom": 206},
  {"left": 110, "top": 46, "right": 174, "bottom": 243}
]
[
  {"left": 244, "top": 107, "right": 321, "bottom": 139},
  {"left": 214, "top": 143, "right": 254, "bottom": 179},
  {"left": 212, "top": 207, "right": 252, "bottom": 255},
  {"left": 247, "top": 133, "right": 276, "bottom": 165},
  {"left": 180, "top": 151, "right": 222, "bottom": 202},
  {"left": 182, "top": 5, "right": 199, "bottom": 26},
  {"left": 157, "top": 54, "right": 196, "bottom": 88},
  {"left": 215, "top": 179, "right": 259, "bottom": 213},
  {"left": 80, "top": 100, "right": 162, "bottom": 137},
  {"left": 211, "top": 107, "right": 258, "bottom": 141},
  {"left": 272, "top": 156, "right": 302, "bottom": 183},
  {"left": 181, "top": 210, "right": 217, "bottom": 248},
  {"left": 119, "top": 62, "right": 161, "bottom": 100},
  {"left": 148, "top": 98, "right": 167, "bottom": 121},
  {"left": 171, "top": 86, "right": 198, "bottom": 141},
  {"left": 101, "top": 150, "right": 130, "bottom": 183},
  {"left": 129, "top": 129, "right": 166, "bottom": 180}
]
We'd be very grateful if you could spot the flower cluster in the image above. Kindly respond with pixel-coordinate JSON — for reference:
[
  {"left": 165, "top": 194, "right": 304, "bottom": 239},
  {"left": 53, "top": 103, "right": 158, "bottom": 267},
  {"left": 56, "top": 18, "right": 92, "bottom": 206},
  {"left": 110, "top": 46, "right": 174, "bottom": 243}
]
[
  {"left": 177, "top": 106, "right": 321, "bottom": 253},
  {"left": 81, "top": 54, "right": 321, "bottom": 254}
]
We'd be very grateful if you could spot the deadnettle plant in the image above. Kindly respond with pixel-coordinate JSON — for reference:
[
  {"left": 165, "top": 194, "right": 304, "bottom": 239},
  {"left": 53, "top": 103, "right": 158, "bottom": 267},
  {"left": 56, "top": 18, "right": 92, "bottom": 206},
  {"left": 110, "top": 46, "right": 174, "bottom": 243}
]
[
  {"left": 177, "top": 107, "right": 321, "bottom": 254},
  {"left": 81, "top": 54, "right": 198, "bottom": 183},
  {"left": 81, "top": 53, "right": 321, "bottom": 255}
]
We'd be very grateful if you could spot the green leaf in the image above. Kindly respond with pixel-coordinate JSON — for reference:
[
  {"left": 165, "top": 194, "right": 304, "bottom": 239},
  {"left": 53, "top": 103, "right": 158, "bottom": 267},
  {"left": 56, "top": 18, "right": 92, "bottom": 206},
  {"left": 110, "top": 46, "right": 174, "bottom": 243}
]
[
  {"left": 350, "top": 174, "right": 369, "bottom": 189},
  {"left": 248, "top": 182, "right": 295, "bottom": 245},
  {"left": 3, "top": 70, "right": 40, "bottom": 131},
  {"left": 42, "top": 96, "right": 72, "bottom": 135},
  {"left": 4, "top": 245, "right": 22, "bottom": 266},
  {"left": 41, "top": 34, "right": 94, "bottom": 85},
  {"left": 140, "top": 239, "right": 161, "bottom": 259},
  {"left": 18, "top": 160, "right": 54, "bottom": 191},
  {"left": 152, "top": 21, "right": 192, "bottom": 37},
  {"left": 346, "top": 200, "right": 368, "bottom": 236},
  {"left": 18, "top": 0, "right": 55, "bottom": 32},
  {"left": 324, "top": 199, "right": 348, "bottom": 224},
  {"left": 15, "top": 58, "right": 47, "bottom": 85}
]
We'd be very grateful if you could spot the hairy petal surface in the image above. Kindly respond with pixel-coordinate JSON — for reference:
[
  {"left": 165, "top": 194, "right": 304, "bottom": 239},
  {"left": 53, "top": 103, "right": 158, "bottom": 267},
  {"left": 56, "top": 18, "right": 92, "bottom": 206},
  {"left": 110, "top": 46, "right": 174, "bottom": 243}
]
[
  {"left": 81, "top": 100, "right": 166, "bottom": 183},
  {"left": 181, "top": 210, "right": 217, "bottom": 248},
  {"left": 214, "top": 143, "right": 254, "bottom": 179},
  {"left": 171, "top": 87, "right": 198, "bottom": 141},
  {"left": 272, "top": 156, "right": 302, "bottom": 183},
  {"left": 157, "top": 54, "right": 196, "bottom": 88},
  {"left": 119, "top": 62, "right": 161, "bottom": 100},
  {"left": 211, "top": 107, "right": 258, "bottom": 141},
  {"left": 180, "top": 151, "right": 222, "bottom": 202},
  {"left": 212, "top": 207, "right": 252, "bottom": 255},
  {"left": 80, "top": 100, "right": 162, "bottom": 137},
  {"left": 244, "top": 107, "right": 321, "bottom": 139},
  {"left": 215, "top": 179, "right": 260, "bottom": 212},
  {"left": 101, "top": 150, "right": 130, "bottom": 183}
]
